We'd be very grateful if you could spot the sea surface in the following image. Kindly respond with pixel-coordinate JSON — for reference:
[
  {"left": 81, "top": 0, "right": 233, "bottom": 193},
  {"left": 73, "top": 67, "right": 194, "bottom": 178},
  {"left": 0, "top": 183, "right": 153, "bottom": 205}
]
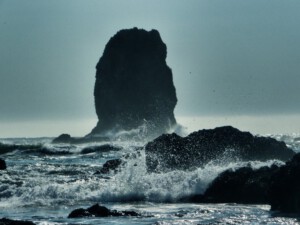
[{"left": 0, "top": 133, "right": 300, "bottom": 225}]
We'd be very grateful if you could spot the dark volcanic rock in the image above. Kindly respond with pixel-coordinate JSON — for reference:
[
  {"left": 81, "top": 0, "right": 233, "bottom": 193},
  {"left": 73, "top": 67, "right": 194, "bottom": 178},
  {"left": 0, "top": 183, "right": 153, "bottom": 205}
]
[
  {"left": 199, "top": 153, "right": 300, "bottom": 213},
  {"left": 90, "top": 28, "right": 177, "bottom": 138},
  {"left": 203, "top": 165, "right": 279, "bottom": 204},
  {"left": 145, "top": 126, "right": 295, "bottom": 172},
  {"left": 269, "top": 153, "right": 300, "bottom": 213},
  {"left": 68, "top": 204, "right": 139, "bottom": 218},
  {"left": 0, "top": 158, "right": 6, "bottom": 170},
  {"left": 52, "top": 134, "right": 72, "bottom": 144},
  {"left": 0, "top": 218, "right": 36, "bottom": 225},
  {"left": 81, "top": 144, "right": 121, "bottom": 154},
  {"left": 52, "top": 134, "right": 109, "bottom": 144},
  {"left": 95, "top": 158, "right": 122, "bottom": 174}
]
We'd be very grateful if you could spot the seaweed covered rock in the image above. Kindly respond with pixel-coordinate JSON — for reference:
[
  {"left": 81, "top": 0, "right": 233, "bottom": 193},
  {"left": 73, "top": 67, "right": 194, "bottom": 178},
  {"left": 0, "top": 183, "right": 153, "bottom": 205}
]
[
  {"left": 89, "top": 28, "right": 177, "bottom": 138},
  {"left": 68, "top": 204, "right": 139, "bottom": 218},
  {"left": 145, "top": 126, "right": 295, "bottom": 172}
]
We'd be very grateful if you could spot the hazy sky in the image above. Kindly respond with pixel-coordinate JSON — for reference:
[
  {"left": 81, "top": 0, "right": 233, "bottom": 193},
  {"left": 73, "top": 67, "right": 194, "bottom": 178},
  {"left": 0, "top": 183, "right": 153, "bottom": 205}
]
[{"left": 1, "top": 0, "right": 300, "bottom": 137}]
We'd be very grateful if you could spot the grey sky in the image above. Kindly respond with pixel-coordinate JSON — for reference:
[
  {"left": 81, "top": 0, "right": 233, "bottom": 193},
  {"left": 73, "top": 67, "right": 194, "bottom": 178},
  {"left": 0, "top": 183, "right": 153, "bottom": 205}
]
[{"left": 0, "top": 0, "right": 300, "bottom": 136}]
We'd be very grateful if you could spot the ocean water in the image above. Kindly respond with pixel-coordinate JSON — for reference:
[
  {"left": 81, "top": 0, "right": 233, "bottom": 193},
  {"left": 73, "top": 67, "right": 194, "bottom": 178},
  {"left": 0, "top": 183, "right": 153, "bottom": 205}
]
[{"left": 0, "top": 134, "right": 300, "bottom": 225}]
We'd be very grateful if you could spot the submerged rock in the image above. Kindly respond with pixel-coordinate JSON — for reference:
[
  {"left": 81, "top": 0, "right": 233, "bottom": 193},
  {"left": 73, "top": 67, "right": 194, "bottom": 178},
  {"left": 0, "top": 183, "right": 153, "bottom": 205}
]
[
  {"left": 68, "top": 204, "right": 139, "bottom": 218},
  {"left": 203, "top": 165, "right": 279, "bottom": 204},
  {"left": 145, "top": 126, "right": 295, "bottom": 172},
  {"left": 0, "top": 158, "right": 6, "bottom": 170},
  {"left": 90, "top": 28, "right": 177, "bottom": 138},
  {"left": 0, "top": 218, "right": 36, "bottom": 225}
]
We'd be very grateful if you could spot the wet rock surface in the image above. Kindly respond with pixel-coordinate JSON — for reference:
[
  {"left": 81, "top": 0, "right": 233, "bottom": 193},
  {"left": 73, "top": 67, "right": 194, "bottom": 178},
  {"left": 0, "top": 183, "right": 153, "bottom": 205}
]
[
  {"left": 52, "top": 134, "right": 109, "bottom": 144},
  {"left": 145, "top": 126, "right": 295, "bottom": 172},
  {"left": 68, "top": 204, "right": 139, "bottom": 218},
  {"left": 194, "top": 153, "right": 300, "bottom": 214},
  {"left": 95, "top": 158, "right": 122, "bottom": 174},
  {"left": 0, "top": 218, "right": 36, "bottom": 225},
  {"left": 81, "top": 144, "right": 122, "bottom": 154},
  {"left": 203, "top": 165, "right": 279, "bottom": 204}
]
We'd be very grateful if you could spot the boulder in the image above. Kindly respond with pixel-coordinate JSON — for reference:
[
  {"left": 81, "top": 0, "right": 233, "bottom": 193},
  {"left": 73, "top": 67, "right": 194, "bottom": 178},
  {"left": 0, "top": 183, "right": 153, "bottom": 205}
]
[
  {"left": 200, "top": 153, "right": 300, "bottom": 213},
  {"left": 145, "top": 126, "right": 295, "bottom": 172},
  {"left": 203, "top": 165, "right": 279, "bottom": 204},
  {"left": 52, "top": 134, "right": 72, "bottom": 144},
  {"left": 0, "top": 218, "right": 36, "bottom": 225},
  {"left": 95, "top": 159, "right": 122, "bottom": 174},
  {"left": 81, "top": 144, "right": 121, "bottom": 154},
  {"left": 0, "top": 158, "right": 6, "bottom": 170},
  {"left": 89, "top": 28, "right": 177, "bottom": 138},
  {"left": 52, "top": 134, "right": 109, "bottom": 144},
  {"left": 269, "top": 153, "right": 300, "bottom": 213},
  {"left": 68, "top": 204, "right": 139, "bottom": 218}
]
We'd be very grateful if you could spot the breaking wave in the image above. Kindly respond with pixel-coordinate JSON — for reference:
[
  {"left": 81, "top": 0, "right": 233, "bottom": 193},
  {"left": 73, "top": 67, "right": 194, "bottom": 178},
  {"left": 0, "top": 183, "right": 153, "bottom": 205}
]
[{"left": 0, "top": 138, "right": 285, "bottom": 208}]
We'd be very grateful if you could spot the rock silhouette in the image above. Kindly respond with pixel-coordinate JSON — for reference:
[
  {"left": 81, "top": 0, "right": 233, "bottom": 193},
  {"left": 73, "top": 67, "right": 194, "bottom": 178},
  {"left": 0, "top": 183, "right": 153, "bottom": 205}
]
[
  {"left": 68, "top": 204, "right": 139, "bottom": 218},
  {"left": 269, "top": 153, "right": 300, "bottom": 213},
  {"left": 145, "top": 126, "right": 295, "bottom": 172},
  {"left": 203, "top": 165, "right": 280, "bottom": 204},
  {"left": 199, "top": 153, "right": 300, "bottom": 214},
  {"left": 0, "top": 218, "right": 36, "bottom": 225},
  {"left": 0, "top": 158, "right": 6, "bottom": 170},
  {"left": 90, "top": 28, "right": 177, "bottom": 138}
]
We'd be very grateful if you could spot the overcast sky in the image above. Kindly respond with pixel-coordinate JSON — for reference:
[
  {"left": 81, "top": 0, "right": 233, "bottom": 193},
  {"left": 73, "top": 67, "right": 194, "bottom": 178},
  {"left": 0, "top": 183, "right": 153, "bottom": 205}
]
[{"left": 1, "top": 0, "right": 300, "bottom": 137}]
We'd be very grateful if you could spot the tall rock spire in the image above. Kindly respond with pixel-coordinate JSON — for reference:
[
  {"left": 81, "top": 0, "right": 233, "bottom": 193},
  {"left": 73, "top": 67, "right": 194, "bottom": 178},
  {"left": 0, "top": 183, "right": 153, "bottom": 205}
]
[{"left": 90, "top": 28, "right": 177, "bottom": 138}]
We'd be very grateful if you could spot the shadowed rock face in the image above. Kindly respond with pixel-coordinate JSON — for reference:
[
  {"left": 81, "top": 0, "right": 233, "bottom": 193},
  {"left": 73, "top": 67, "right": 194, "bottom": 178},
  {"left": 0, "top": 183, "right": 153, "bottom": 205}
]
[
  {"left": 68, "top": 204, "right": 139, "bottom": 218},
  {"left": 145, "top": 126, "right": 295, "bottom": 172},
  {"left": 90, "top": 28, "right": 177, "bottom": 138},
  {"left": 269, "top": 153, "right": 300, "bottom": 213},
  {"left": 200, "top": 153, "right": 300, "bottom": 214},
  {"left": 203, "top": 165, "right": 280, "bottom": 204}
]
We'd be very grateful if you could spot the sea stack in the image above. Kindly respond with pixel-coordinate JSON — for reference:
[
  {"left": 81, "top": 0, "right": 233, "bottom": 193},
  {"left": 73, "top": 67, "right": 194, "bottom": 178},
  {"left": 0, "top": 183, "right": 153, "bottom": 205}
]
[{"left": 89, "top": 28, "right": 177, "bottom": 138}]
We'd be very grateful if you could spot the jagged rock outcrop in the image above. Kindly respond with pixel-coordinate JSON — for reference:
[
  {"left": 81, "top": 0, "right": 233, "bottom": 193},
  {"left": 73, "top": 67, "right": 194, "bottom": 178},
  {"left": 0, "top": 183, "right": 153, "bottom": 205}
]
[
  {"left": 89, "top": 28, "right": 177, "bottom": 139},
  {"left": 145, "top": 126, "right": 295, "bottom": 172},
  {"left": 68, "top": 204, "right": 139, "bottom": 218}
]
